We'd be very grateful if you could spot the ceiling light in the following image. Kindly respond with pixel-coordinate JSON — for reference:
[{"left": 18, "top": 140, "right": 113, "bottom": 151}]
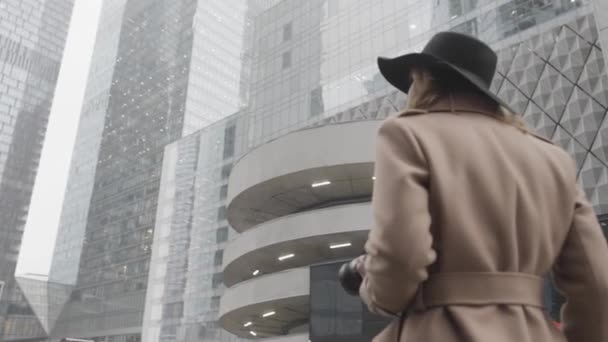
[
  {"left": 252, "top": 270, "right": 260, "bottom": 276},
  {"left": 262, "top": 311, "right": 276, "bottom": 318},
  {"left": 312, "top": 180, "right": 331, "bottom": 188},
  {"left": 410, "top": 24, "right": 416, "bottom": 29},
  {"left": 250, "top": 331, "right": 257, "bottom": 336},
  {"left": 330, "top": 242, "right": 352, "bottom": 249},
  {"left": 372, "top": 176, "right": 376, "bottom": 180},
  {"left": 278, "top": 254, "right": 294, "bottom": 261},
  {"left": 243, "top": 322, "right": 252, "bottom": 327}
]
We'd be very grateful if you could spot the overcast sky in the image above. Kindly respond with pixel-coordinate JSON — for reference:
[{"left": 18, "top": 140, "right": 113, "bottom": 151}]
[{"left": 15, "top": 0, "right": 104, "bottom": 276}]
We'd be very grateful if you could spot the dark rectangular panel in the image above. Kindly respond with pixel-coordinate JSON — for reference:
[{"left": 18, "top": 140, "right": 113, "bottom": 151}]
[{"left": 309, "top": 261, "right": 390, "bottom": 342}]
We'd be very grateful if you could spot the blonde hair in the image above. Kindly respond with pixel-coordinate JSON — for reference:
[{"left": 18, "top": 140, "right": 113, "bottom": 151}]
[{"left": 407, "top": 68, "right": 529, "bottom": 133}]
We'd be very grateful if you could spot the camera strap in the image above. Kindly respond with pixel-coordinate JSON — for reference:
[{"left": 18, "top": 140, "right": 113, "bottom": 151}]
[{"left": 396, "top": 312, "right": 406, "bottom": 342}]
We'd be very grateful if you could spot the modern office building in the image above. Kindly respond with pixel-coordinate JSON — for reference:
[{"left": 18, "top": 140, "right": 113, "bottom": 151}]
[
  {"left": 145, "top": 0, "right": 608, "bottom": 341},
  {"left": 0, "top": 0, "right": 74, "bottom": 340},
  {"left": 49, "top": 0, "right": 249, "bottom": 341}
]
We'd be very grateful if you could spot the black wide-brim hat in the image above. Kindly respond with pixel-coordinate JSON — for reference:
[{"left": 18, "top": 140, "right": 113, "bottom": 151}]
[{"left": 378, "top": 31, "right": 514, "bottom": 113}]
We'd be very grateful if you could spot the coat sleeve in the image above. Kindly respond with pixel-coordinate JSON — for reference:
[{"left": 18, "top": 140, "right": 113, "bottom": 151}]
[
  {"left": 360, "top": 117, "right": 437, "bottom": 315},
  {"left": 553, "top": 185, "right": 608, "bottom": 341}
]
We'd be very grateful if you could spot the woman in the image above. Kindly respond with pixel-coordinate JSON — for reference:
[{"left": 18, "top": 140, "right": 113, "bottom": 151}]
[{"left": 357, "top": 32, "right": 608, "bottom": 342}]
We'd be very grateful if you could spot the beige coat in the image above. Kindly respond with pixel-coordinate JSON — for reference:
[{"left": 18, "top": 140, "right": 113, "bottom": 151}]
[{"left": 360, "top": 94, "right": 608, "bottom": 342}]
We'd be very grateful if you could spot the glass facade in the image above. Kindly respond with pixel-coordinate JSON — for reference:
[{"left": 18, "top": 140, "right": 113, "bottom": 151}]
[
  {"left": 183, "top": 0, "right": 249, "bottom": 134},
  {"left": 146, "top": 0, "right": 608, "bottom": 341},
  {"left": 1, "top": 280, "right": 46, "bottom": 341},
  {"left": 142, "top": 89, "right": 402, "bottom": 341},
  {"left": 44, "top": 0, "right": 608, "bottom": 341},
  {"left": 309, "top": 261, "right": 390, "bottom": 342},
  {"left": 53, "top": 0, "right": 198, "bottom": 337},
  {"left": 50, "top": 0, "right": 130, "bottom": 288},
  {"left": 142, "top": 116, "right": 248, "bottom": 342},
  {"left": 240, "top": 0, "right": 592, "bottom": 149},
  {"left": 13, "top": 276, "right": 73, "bottom": 337},
  {"left": 0, "top": 0, "right": 74, "bottom": 340},
  {"left": 50, "top": 0, "right": 250, "bottom": 341}
]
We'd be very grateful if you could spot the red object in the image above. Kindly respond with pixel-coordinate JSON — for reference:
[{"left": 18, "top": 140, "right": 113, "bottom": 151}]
[{"left": 553, "top": 321, "right": 562, "bottom": 330}]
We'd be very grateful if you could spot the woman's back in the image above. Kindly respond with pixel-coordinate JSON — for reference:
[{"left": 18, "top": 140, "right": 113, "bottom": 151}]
[
  {"left": 361, "top": 31, "right": 608, "bottom": 342},
  {"left": 368, "top": 102, "right": 608, "bottom": 342},
  {"left": 408, "top": 102, "right": 576, "bottom": 277}
]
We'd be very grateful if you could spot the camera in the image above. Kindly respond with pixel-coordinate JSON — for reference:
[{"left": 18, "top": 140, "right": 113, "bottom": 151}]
[{"left": 338, "top": 258, "right": 363, "bottom": 296}]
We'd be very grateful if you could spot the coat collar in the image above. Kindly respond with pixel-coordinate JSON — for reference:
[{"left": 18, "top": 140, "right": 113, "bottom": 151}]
[
  {"left": 396, "top": 93, "right": 554, "bottom": 145},
  {"left": 427, "top": 93, "right": 499, "bottom": 114}
]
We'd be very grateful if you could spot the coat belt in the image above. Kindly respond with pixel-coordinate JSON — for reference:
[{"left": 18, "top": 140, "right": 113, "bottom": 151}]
[{"left": 413, "top": 272, "right": 546, "bottom": 311}]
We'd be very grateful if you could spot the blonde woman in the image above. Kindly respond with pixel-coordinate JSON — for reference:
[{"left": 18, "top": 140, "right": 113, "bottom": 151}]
[{"left": 356, "top": 32, "right": 608, "bottom": 342}]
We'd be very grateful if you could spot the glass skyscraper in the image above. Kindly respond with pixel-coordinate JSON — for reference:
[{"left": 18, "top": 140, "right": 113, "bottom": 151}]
[
  {"left": 50, "top": 0, "right": 249, "bottom": 341},
  {"left": 146, "top": 0, "right": 608, "bottom": 341},
  {"left": 47, "top": 0, "right": 608, "bottom": 341},
  {"left": 0, "top": 0, "right": 74, "bottom": 340}
]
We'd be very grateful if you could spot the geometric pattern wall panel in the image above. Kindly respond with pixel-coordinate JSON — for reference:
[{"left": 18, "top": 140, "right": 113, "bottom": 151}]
[
  {"left": 560, "top": 86, "right": 607, "bottom": 149},
  {"left": 578, "top": 46, "right": 608, "bottom": 107},
  {"left": 591, "top": 115, "right": 608, "bottom": 165},
  {"left": 525, "top": 28, "right": 560, "bottom": 61},
  {"left": 359, "top": 97, "right": 382, "bottom": 119},
  {"left": 531, "top": 64, "right": 575, "bottom": 122},
  {"left": 552, "top": 126, "right": 588, "bottom": 172},
  {"left": 392, "top": 91, "right": 408, "bottom": 111},
  {"left": 498, "top": 78, "right": 529, "bottom": 114},
  {"left": 506, "top": 43, "right": 546, "bottom": 97},
  {"left": 579, "top": 153, "right": 608, "bottom": 214},
  {"left": 492, "top": 13, "right": 608, "bottom": 213},
  {"left": 548, "top": 26, "right": 593, "bottom": 84},
  {"left": 378, "top": 96, "right": 398, "bottom": 117},
  {"left": 565, "top": 15, "right": 599, "bottom": 46},
  {"left": 378, "top": 96, "right": 398, "bottom": 118},
  {"left": 496, "top": 45, "right": 518, "bottom": 75},
  {"left": 490, "top": 73, "right": 505, "bottom": 94},
  {"left": 523, "top": 102, "right": 557, "bottom": 139},
  {"left": 312, "top": 90, "right": 404, "bottom": 127}
]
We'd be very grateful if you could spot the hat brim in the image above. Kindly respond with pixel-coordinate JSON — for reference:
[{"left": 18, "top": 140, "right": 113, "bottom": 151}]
[{"left": 378, "top": 54, "right": 515, "bottom": 113}]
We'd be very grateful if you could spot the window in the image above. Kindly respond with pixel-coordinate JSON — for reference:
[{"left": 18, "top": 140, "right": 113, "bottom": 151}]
[
  {"left": 214, "top": 250, "right": 224, "bottom": 266},
  {"left": 212, "top": 272, "right": 223, "bottom": 289},
  {"left": 451, "top": 19, "right": 478, "bottom": 36},
  {"left": 135, "top": 281, "right": 145, "bottom": 291},
  {"left": 310, "top": 261, "right": 390, "bottom": 341},
  {"left": 310, "top": 86, "right": 324, "bottom": 117},
  {"left": 216, "top": 226, "right": 228, "bottom": 243},
  {"left": 328, "top": 0, "right": 339, "bottom": 17},
  {"left": 449, "top": 0, "right": 463, "bottom": 17},
  {"left": 219, "top": 184, "right": 228, "bottom": 200},
  {"left": 210, "top": 295, "right": 220, "bottom": 309},
  {"left": 221, "top": 164, "right": 232, "bottom": 180},
  {"left": 222, "top": 125, "right": 235, "bottom": 160},
  {"left": 216, "top": 206, "right": 226, "bottom": 222},
  {"left": 282, "top": 51, "right": 291, "bottom": 69},
  {"left": 161, "top": 325, "right": 177, "bottom": 336},
  {"left": 498, "top": 0, "right": 539, "bottom": 38},
  {"left": 449, "top": 0, "right": 479, "bottom": 17},
  {"left": 161, "top": 301, "right": 184, "bottom": 319},
  {"left": 283, "top": 22, "right": 292, "bottom": 41}
]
